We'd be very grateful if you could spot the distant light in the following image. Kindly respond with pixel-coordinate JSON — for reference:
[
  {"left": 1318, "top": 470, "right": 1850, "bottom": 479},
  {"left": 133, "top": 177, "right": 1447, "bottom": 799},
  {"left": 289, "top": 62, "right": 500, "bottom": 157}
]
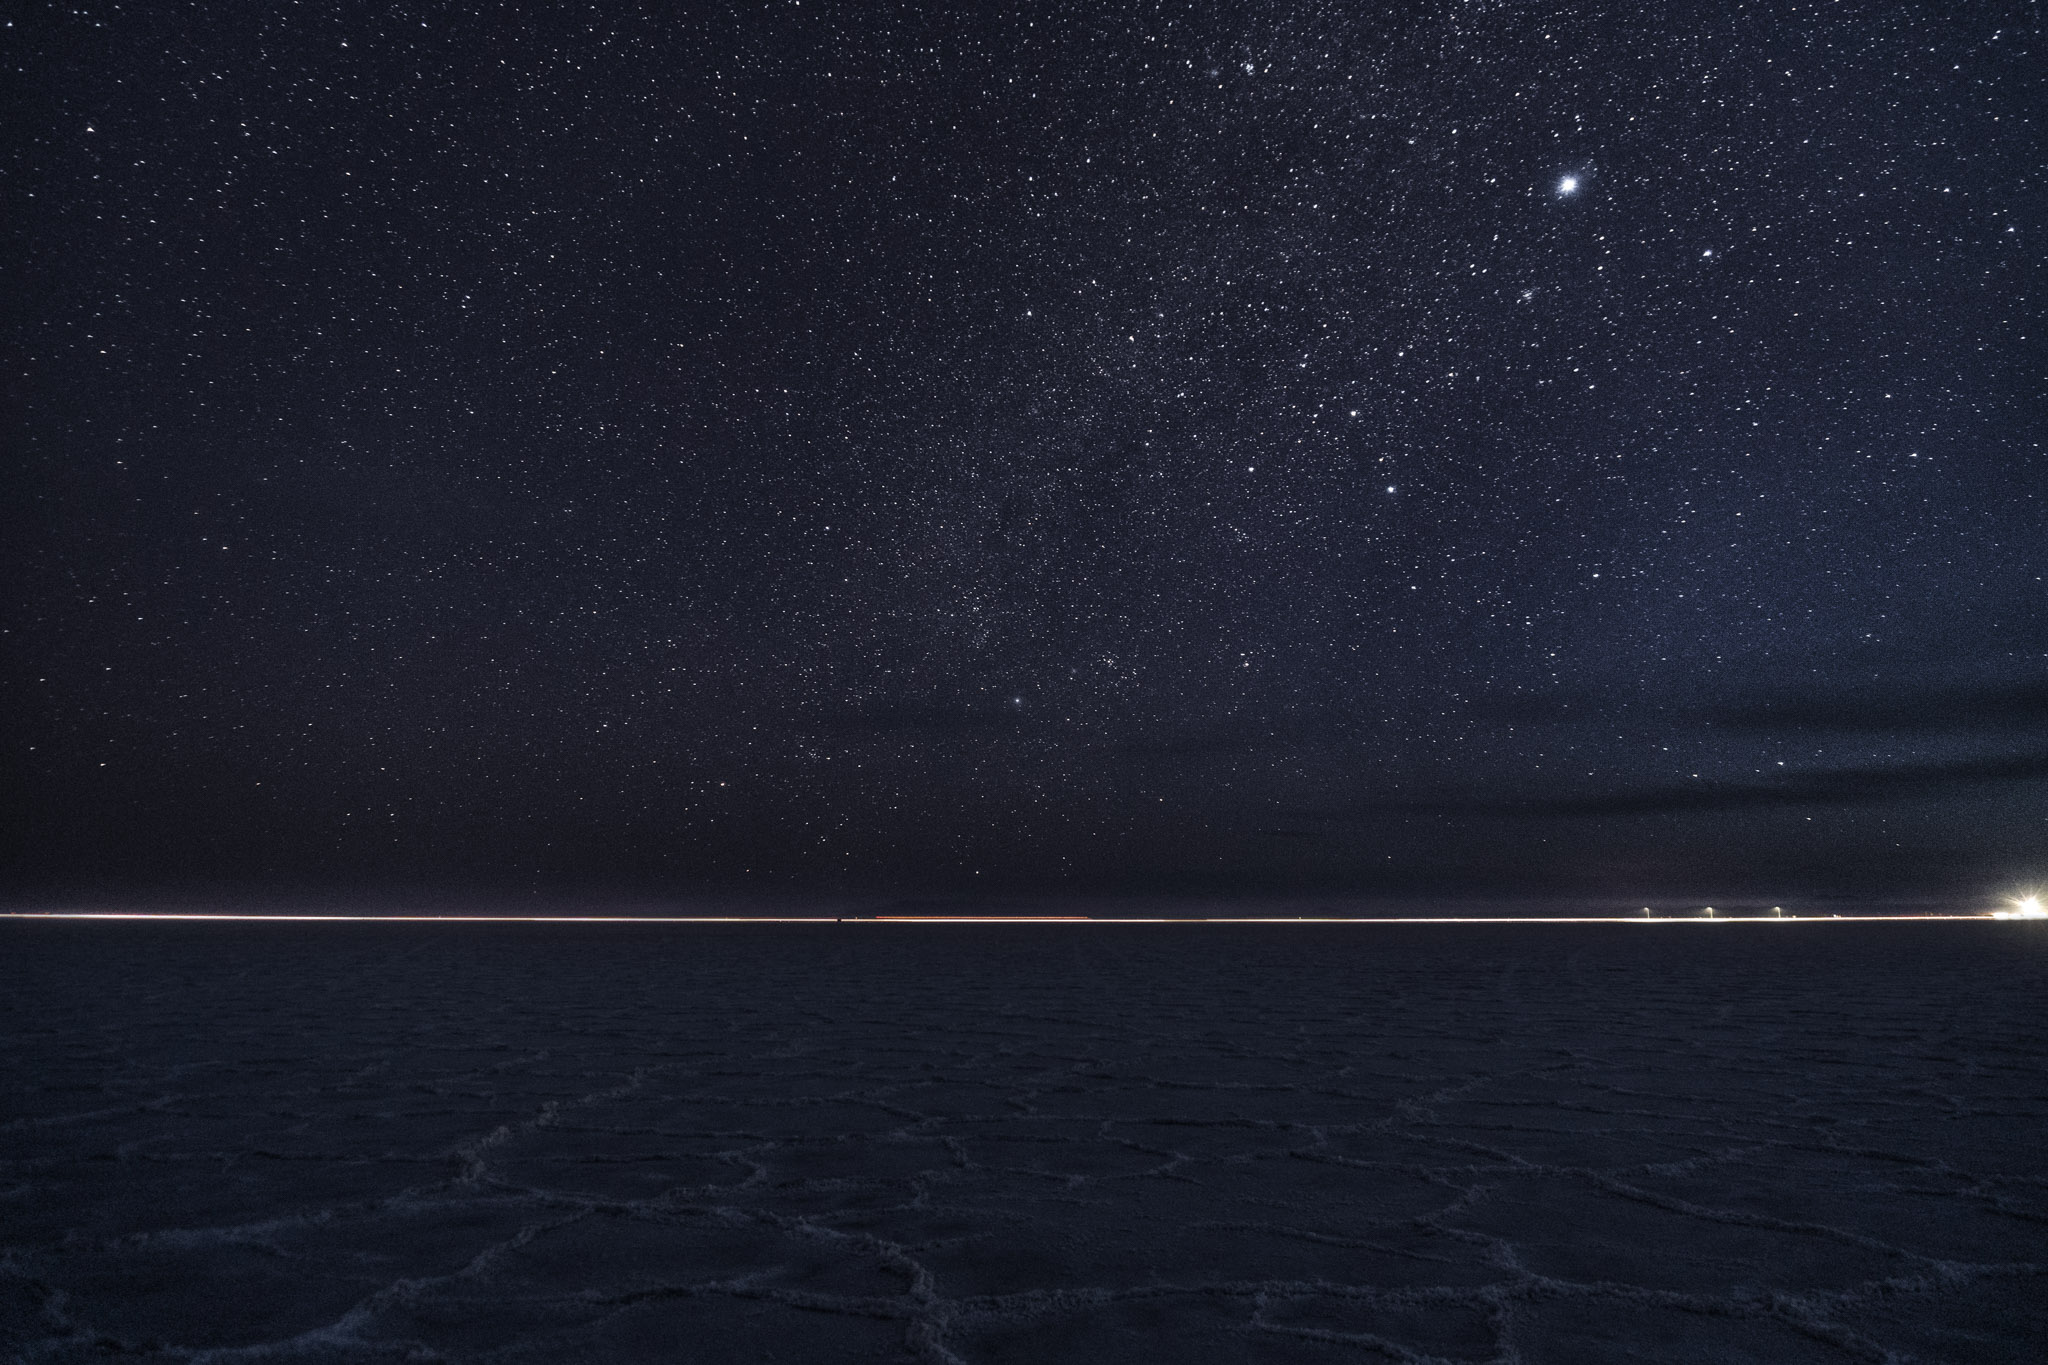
[
  {"left": 1557, "top": 176, "right": 1579, "bottom": 195},
  {"left": 1993, "top": 894, "right": 2048, "bottom": 920},
  {"left": 1386, "top": 485, "right": 1396, "bottom": 493}
]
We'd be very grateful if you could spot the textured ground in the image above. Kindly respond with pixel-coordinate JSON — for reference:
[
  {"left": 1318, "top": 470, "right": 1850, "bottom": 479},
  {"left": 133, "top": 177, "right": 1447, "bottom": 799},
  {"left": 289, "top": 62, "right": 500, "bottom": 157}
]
[{"left": 3, "top": 919, "right": 2045, "bottom": 1363}]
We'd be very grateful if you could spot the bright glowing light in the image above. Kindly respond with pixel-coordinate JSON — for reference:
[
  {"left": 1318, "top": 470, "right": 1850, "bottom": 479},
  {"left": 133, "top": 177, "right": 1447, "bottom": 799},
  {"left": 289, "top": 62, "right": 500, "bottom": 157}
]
[
  {"left": 1992, "top": 895, "right": 2047, "bottom": 920},
  {"left": 1557, "top": 175, "right": 1579, "bottom": 195}
]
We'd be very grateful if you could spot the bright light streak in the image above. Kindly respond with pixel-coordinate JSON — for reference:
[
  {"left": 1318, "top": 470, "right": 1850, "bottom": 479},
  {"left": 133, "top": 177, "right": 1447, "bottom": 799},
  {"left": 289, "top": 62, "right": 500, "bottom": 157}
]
[
  {"left": 1992, "top": 895, "right": 2047, "bottom": 920},
  {"left": 0, "top": 912, "right": 1988, "bottom": 926}
]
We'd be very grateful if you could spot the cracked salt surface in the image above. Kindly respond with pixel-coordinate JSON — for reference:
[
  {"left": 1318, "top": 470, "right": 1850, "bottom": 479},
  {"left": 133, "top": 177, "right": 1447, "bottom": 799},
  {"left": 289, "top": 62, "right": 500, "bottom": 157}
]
[{"left": 2, "top": 921, "right": 2043, "bottom": 1363}]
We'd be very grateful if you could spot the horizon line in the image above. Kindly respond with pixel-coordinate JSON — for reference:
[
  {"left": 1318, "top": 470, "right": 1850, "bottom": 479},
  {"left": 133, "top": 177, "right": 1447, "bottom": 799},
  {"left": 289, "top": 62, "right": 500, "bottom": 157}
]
[{"left": 0, "top": 911, "right": 2012, "bottom": 925}]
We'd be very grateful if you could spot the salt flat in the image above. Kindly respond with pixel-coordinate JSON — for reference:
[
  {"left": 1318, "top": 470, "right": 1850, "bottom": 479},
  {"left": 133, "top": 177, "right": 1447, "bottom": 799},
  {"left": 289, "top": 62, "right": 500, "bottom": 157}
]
[{"left": 2, "top": 920, "right": 2044, "bottom": 1363}]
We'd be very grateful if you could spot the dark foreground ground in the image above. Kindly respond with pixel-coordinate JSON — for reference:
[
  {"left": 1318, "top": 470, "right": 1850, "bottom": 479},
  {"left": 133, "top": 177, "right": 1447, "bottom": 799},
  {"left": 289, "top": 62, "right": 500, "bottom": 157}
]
[{"left": 2, "top": 920, "right": 2045, "bottom": 1363}]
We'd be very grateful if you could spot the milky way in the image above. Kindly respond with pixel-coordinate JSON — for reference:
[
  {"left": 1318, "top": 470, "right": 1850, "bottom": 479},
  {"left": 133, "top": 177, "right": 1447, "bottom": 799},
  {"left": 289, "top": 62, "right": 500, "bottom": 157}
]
[{"left": 5, "top": 2, "right": 2042, "bottom": 899}]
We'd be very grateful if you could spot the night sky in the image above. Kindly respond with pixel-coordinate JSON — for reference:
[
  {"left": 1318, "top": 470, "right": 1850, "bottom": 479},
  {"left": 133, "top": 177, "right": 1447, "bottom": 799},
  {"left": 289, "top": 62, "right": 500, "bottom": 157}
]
[{"left": 5, "top": 1, "right": 2044, "bottom": 904}]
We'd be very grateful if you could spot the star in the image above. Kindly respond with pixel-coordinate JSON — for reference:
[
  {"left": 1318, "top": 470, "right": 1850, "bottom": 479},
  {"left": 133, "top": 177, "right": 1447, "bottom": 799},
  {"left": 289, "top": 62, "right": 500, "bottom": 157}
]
[{"left": 1557, "top": 175, "right": 1579, "bottom": 196}]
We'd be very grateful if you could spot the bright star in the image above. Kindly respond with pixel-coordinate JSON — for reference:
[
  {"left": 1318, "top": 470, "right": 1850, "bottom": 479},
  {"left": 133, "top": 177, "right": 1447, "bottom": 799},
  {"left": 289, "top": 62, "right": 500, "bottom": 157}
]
[{"left": 1557, "top": 176, "right": 1579, "bottom": 196}]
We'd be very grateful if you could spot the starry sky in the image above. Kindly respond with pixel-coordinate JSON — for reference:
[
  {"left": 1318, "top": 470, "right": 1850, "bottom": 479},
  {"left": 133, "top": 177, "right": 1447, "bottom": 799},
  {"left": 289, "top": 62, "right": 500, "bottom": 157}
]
[{"left": 5, "top": 0, "right": 2044, "bottom": 904}]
